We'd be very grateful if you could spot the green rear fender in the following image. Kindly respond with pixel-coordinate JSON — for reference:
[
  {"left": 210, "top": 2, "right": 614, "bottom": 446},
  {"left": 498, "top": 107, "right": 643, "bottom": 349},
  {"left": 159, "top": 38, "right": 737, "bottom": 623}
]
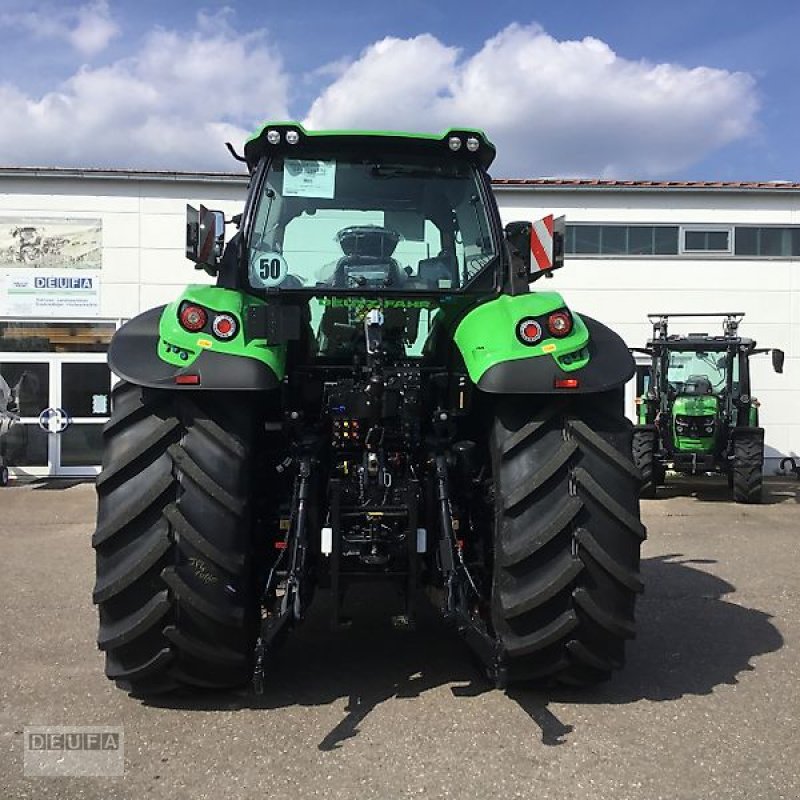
[
  {"left": 107, "top": 285, "right": 286, "bottom": 390},
  {"left": 454, "top": 292, "right": 634, "bottom": 394}
]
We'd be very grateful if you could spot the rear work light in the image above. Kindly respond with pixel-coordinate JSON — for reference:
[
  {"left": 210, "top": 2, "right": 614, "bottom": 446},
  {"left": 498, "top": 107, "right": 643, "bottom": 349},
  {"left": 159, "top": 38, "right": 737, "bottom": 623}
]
[
  {"left": 547, "top": 311, "right": 573, "bottom": 337},
  {"left": 179, "top": 304, "right": 207, "bottom": 332},
  {"left": 212, "top": 313, "right": 238, "bottom": 340},
  {"left": 554, "top": 378, "right": 580, "bottom": 389}
]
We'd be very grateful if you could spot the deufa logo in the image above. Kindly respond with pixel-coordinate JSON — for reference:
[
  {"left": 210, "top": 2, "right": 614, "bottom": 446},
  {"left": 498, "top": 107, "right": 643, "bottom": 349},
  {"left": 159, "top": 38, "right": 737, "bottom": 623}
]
[
  {"left": 24, "top": 726, "right": 124, "bottom": 777},
  {"left": 28, "top": 731, "right": 120, "bottom": 751},
  {"left": 34, "top": 276, "right": 93, "bottom": 290}
]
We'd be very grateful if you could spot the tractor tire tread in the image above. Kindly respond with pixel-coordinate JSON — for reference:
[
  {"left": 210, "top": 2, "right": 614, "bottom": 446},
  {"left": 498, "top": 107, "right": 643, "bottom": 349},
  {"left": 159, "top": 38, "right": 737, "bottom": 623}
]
[
  {"left": 93, "top": 381, "right": 258, "bottom": 696},
  {"left": 492, "top": 391, "right": 644, "bottom": 687},
  {"left": 732, "top": 435, "right": 764, "bottom": 504}
]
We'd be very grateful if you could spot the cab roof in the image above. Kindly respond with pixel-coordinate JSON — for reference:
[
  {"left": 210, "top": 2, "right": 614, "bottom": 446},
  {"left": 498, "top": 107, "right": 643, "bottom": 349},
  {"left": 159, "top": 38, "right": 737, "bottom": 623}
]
[{"left": 243, "top": 122, "right": 496, "bottom": 172}]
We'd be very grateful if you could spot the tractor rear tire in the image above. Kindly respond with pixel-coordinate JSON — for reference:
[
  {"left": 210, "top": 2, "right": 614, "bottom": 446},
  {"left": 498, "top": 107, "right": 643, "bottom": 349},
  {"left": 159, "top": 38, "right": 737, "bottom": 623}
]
[
  {"left": 732, "top": 434, "right": 764, "bottom": 504},
  {"left": 632, "top": 427, "right": 662, "bottom": 499},
  {"left": 491, "top": 390, "right": 645, "bottom": 686},
  {"left": 93, "top": 381, "right": 260, "bottom": 695}
]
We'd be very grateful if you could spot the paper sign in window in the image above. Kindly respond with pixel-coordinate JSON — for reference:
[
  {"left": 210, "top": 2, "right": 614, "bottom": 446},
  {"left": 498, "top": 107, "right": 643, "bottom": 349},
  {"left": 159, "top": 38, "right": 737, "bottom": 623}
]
[{"left": 283, "top": 160, "right": 336, "bottom": 199}]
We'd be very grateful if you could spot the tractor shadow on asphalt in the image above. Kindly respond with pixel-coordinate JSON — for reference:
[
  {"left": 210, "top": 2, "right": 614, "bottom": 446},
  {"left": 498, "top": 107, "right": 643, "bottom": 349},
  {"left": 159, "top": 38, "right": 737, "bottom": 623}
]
[
  {"left": 31, "top": 478, "right": 94, "bottom": 491},
  {"left": 649, "top": 475, "right": 799, "bottom": 504},
  {"left": 142, "top": 555, "right": 783, "bottom": 750},
  {"left": 509, "top": 553, "right": 784, "bottom": 744}
]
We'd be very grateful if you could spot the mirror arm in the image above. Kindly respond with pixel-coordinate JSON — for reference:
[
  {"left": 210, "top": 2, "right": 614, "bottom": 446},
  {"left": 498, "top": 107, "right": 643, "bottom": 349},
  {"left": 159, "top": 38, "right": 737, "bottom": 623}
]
[{"left": 225, "top": 142, "right": 247, "bottom": 163}]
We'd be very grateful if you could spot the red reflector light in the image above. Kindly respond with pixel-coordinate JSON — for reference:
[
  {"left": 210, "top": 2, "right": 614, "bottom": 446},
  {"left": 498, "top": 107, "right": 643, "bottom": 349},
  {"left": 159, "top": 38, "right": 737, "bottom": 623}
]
[
  {"left": 517, "top": 317, "right": 543, "bottom": 345},
  {"left": 175, "top": 374, "right": 201, "bottom": 385},
  {"left": 179, "top": 304, "right": 207, "bottom": 332},
  {"left": 211, "top": 313, "right": 238, "bottom": 340},
  {"left": 274, "top": 540, "right": 288, "bottom": 550},
  {"left": 554, "top": 378, "right": 580, "bottom": 389},
  {"left": 547, "top": 311, "right": 572, "bottom": 337}
]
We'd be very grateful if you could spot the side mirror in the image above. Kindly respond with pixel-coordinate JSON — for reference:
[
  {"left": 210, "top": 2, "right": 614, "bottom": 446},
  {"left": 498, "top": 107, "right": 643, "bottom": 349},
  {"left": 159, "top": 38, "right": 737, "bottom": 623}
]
[
  {"left": 504, "top": 215, "right": 565, "bottom": 282},
  {"left": 186, "top": 204, "right": 225, "bottom": 275},
  {"left": 772, "top": 348, "right": 785, "bottom": 374}
]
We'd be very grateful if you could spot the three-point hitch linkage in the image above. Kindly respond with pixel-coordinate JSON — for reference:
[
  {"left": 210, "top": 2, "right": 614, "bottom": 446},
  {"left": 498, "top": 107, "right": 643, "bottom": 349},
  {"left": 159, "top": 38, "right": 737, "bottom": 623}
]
[{"left": 253, "top": 310, "right": 504, "bottom": 691}]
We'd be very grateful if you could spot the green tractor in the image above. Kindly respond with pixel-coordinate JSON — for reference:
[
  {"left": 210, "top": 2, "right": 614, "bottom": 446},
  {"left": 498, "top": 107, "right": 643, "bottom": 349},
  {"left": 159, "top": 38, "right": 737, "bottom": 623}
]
[
  {"left": 92, "top": 123, "right": 645, "bottom": 695},
  {"left": 632, "top": 313, "right": 784, "bottom": 503}
]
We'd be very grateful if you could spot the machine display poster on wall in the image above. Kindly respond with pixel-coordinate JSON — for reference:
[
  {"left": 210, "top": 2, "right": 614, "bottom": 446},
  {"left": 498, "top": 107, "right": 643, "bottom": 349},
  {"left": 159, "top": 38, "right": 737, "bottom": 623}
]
[{"left": 0, "top": 217, "right": 102, "bottom": 317}]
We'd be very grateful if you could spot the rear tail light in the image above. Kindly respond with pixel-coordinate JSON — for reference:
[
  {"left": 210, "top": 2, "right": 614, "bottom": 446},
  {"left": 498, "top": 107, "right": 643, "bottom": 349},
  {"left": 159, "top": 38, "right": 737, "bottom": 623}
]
[
  {"left": 554, "top": 378, "right": 580, "bottom": 389},
  {"left": 175, "top": 374, "right": 201, "bottom": 385},
  {"left": 179, "top": 304, "right": 207, "bottom": 332},
  {"left": 212, "top": 313, "right": 238, "bottom": 340},
  {"left": 547, "top": 311, "right": 572, "bottom": 337}
]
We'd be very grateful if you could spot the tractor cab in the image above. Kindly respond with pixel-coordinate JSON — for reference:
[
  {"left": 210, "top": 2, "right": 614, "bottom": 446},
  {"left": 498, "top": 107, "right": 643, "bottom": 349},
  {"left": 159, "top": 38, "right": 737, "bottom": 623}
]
[{"left": 185, "top": 125, "right": 546, "bottom": 365}]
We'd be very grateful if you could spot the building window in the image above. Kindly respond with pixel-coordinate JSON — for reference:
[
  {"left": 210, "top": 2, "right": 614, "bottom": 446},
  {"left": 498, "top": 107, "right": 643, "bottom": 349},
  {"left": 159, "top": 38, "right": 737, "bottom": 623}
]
[
  {"left": 734, "top": 227, "right": 800, "bottom": 257},
  {"left": 566, "top": 223, "right": 800, "bottom": 258},
  {"left": 681, "top": 227, "right": 732, "bottom": 254},
  {"left": 0, "top": 321, "right": 116, "bottom": 353},
  {"left": 565, "top": 225, "right": 679, "bottom": 256}
]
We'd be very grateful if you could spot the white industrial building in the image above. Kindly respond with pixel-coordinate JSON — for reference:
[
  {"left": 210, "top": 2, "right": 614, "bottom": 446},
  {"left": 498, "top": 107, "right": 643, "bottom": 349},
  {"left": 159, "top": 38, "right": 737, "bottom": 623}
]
[{"left": 1, "top": 167, "right": 798, "bottom": 478}]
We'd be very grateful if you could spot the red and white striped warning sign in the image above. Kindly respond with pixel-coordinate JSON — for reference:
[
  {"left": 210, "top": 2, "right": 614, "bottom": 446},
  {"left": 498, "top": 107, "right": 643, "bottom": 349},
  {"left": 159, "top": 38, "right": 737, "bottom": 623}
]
[{"left": 530, "top": 214, "right": 555, "bottom": 270}]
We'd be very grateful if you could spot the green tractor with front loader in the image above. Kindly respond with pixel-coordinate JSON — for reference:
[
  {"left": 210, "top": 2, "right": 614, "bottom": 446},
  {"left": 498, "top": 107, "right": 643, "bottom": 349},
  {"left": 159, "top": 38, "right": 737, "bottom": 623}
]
[
  {"left": 632, "top": 313, "right": 784, "bottom": 503},
  {"left": 93, "top": 124, "right": 645, "bottom": 695}
]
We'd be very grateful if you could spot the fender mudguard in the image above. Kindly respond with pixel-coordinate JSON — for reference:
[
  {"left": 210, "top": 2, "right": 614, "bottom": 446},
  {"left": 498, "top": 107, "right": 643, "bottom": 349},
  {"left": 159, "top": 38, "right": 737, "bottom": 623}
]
[
  {"left": 108, "top": 306, "right": 281, "bottom": 390},
  {"left": 731, "top": 425, "right": 765, "bottom": 442},
  {"left": 475, "top": 315, "right": 635, "bottom": 394}
]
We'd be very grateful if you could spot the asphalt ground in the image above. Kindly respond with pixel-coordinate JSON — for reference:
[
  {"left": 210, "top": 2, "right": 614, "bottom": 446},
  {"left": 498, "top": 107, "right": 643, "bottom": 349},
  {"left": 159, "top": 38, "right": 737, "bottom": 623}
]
[{"left": 1, "top": 476, "right": 799, "bottom": 800}]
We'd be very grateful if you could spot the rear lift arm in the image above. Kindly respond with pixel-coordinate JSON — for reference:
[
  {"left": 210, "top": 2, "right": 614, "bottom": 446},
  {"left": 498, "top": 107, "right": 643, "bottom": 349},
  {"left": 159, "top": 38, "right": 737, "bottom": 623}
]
[
  {"left": 434, "top": 452, "right": 505, "bottom": 684},
  {"left": 253, "top": 443, "right": 315, "bottom": 693}
]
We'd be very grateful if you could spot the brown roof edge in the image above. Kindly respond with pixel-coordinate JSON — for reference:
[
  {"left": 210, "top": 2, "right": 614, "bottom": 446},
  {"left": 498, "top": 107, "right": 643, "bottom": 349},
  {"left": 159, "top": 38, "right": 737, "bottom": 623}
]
[
  {"left": 0, "top": 166, "right": 249, "bottom": 182},
  {"left": 491, "top": 178, "right": 800, "bottom": 190},
  {"left": 1, "top": 167, "right": 798, "bottom": 190}
]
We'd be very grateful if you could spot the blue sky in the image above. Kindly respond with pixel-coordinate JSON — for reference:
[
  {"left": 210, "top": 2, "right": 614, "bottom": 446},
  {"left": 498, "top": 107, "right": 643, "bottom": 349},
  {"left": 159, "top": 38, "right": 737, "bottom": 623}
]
[{"left": 0, "top": 0, "right": 798, "bottom": 179}]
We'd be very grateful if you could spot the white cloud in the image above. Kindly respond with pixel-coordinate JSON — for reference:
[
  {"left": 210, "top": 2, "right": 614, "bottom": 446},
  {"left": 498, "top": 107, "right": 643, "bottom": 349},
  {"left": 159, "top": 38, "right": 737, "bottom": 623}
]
[
  {"left": 69, "top": 1, "right": 119, "bottom": 56},
  {"left": 0, "top": 13, "right": 289, "bottom": 170},
  {"left": 0, "top": 1, "right": 119, "bottom": 57},
  {"left": 305, "top": 24, "right": 759, "bottom": 178},
  {"left": 305, "top": 35, "right": 457, "bottom": 127},
  {"left": 0, "top": 19, "right": 759, "bottom": 176}
]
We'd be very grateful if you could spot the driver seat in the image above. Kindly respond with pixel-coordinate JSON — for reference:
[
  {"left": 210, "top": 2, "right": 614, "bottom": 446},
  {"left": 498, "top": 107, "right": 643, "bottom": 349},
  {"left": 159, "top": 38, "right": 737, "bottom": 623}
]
[{"left": 417, "top": 253, "right": 457, "bottom": 288}]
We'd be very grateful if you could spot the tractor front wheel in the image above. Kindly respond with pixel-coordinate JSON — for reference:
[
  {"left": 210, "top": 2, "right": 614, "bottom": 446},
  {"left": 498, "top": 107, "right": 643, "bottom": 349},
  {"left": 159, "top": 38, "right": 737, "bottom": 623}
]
[
  {"left": 490, "top": 390, "right": 646, "bottom": 686},
  {"left": 732, "top": 431, "right": 764, "bottom": 504},
  {"left": 632, "top": 426, "right": 663, "bottom": 499}
]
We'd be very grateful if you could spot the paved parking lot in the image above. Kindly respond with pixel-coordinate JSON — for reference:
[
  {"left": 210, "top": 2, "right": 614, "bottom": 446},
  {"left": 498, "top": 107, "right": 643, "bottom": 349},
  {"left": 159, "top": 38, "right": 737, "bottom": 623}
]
[{"left": 1, "top": 477, "right": 799, "bottom": 799}]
